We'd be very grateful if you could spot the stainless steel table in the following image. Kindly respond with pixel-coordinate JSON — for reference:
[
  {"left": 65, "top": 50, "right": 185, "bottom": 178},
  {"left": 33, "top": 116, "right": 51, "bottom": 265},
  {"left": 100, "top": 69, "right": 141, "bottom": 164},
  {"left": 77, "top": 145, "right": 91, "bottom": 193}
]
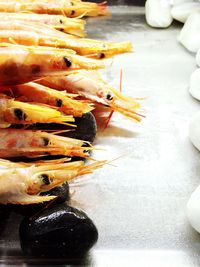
[{"left": 1, "top": 6, "right": 200, "bottom": 267}]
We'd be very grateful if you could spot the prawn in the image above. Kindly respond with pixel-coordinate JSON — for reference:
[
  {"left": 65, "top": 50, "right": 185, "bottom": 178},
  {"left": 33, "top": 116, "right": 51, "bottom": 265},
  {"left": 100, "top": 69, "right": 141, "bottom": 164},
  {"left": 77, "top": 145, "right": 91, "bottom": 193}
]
[
  {"left": 0, "top": 82, "right": 93, "bottom": 117},
  {"left": 0, "top": 94, "right": 74, "bottom": 128},
  {"left": 0, "top": 0, "right": 108, "bottom": 17},
  {"left": 0, "top": 13, "right": 86, "bottom": 36},
  {"left": 0, "top": 20, "right": 132, "bottom": 59},
  {"left": 0, "top": 129, "right": 92, "bottom": 158},
  {"left": 0, "top": 158, "right": 106, "bottom": 204},
  {"left": 38, "top": 70, "right": 143, "bottom": 122},
  {"left": 0, "top": 44, "right": 104, "bottom": 85}
]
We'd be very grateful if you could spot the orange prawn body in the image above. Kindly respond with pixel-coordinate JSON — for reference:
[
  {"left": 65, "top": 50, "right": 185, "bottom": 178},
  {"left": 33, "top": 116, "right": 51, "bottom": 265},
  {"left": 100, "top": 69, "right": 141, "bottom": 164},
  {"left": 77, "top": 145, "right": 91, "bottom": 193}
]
[
  {"left": 0, "top": 0, "right": 108, "bottom": 17},
  {"left": 0, "top": 45, "right": 104, "bottom": 85},
  {"left": 0, "top": 82, "right": 93, "bottom": 117},
  {"left": 0, "top": 13, "right": 86, "bottom": 36},
  {"left": 0, "top": 129, "right": 91, "bottom": 158},
  {"left": 0, "top": 95, "right": 74, "bottom": 128},
  {"left": 39, "top": 71, "right": 143, "bottom": 122},
  {"left": 0, "top": 158, "right": 106, "bottom": 204},
  {"left": 0, "top": 20, "right": 132, "bottom": 59}
]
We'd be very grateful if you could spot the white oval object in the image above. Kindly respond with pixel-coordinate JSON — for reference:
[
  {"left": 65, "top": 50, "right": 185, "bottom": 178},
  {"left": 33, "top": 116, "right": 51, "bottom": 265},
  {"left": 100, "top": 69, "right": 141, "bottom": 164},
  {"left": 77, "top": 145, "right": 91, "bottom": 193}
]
[
  {"left": 171, "top": 2, "right": 200, "bottom": 23},
  {"left": 145, "top": 0, "right": 173, "bottom": 28},
  {"left": 187, "top": 185, "right": 200, "bottom": 233},
  {"left": 178, "top": 12, "right": 200, "bottom": 52},
  {"left": 189, "top": 69, "right": 200, "bottom": 101},
  {"left": 189, "top": 111, "right": 200, "bottom": 151}
]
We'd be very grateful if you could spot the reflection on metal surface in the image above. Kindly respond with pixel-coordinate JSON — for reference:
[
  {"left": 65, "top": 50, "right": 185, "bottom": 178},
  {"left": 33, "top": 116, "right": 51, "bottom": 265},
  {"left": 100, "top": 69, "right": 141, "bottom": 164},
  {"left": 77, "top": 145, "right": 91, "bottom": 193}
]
[{"left": 93, "top": 249, "right": 200, "bottom": 267}]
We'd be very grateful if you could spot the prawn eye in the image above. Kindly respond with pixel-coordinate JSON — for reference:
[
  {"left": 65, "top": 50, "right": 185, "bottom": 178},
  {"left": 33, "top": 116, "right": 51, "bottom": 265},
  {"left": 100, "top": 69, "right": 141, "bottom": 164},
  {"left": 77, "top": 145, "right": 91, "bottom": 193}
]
[
  {"left": 59, "top": 19, "right": 63, "bottom": 24},
  {"left": 42, "top": 137, "right": 49, "bottom": 146},
  {"left": 71, "top": 10, "right": 75, "bottom": 16},
  {"left": 106, "top": 93, "right": 113, "bottom": 101},
  {"left": 63, "top": 57, "right": 72, "bottom": 68},
  {"left": 99, "top": 53, "right": 105, "bottom": 59},
  {"left": 31, "top": 65, "right": 41, "bottom": 74},
  {"left": 14, "top": 108, "right": 27, "bottom": 121},
  {"left": 56, "top": 99, "right": 63, "bottom": 107},
  {"left": 82, "top": 142, "right": 90, "bottom": 153},
  {"left": 40, "top": 174, "right": 50, "bottom": 185}
]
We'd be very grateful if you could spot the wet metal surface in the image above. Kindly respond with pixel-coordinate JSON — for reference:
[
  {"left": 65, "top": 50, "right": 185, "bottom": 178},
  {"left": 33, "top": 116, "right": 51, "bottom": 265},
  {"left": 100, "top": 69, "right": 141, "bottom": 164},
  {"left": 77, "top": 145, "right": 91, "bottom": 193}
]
[{"left": 1, "top": 6, "right": 200, "bottom": 267}]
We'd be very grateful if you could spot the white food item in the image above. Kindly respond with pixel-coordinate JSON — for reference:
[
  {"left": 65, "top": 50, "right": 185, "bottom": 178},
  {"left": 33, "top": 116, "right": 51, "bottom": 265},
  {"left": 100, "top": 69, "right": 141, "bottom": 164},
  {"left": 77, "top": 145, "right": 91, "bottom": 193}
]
[
  {"left": 189, "top": 111, "right": 200, "bottom": 151},
  {"left": 178, "top": 12, "right": 200, "bottom": 52},
  {"left": 171, "top": 2, "right": 200, "bottom": 23},
  {"left": 145, "top": 0, "right": 173, "bottom": 28},
  {"left": 187, "top": 185, "right": 200, "bottom": 233},
  {"left": 189, "top": 69, "right": 200, "bottom": 101}
]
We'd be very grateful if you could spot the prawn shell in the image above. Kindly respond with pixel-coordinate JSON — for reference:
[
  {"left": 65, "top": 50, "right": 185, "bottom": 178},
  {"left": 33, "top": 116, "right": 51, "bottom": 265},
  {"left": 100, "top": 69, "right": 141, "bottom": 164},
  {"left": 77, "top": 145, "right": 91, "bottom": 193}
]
[
  {"left": 0, "top": 0, "right": 109, "bottom": 17},
  {"left": 0, "top": 128, "right": 92, "bottom": 158},
  {"left": 0, "top": 13, "right": 86, "bottom": 36},
  {"left": 0, "top": 20, "right": 131, "bottom": 58},
  {"left": 0, "top": 45, "right": 104, "bottom": 85},
  {"left": 38, "top": 71, "right": 143, "bottom": 122},
  {"left": 0, "top": 158, "right": 106, "bottom": 204},
  {"left": 0, "top": 97, "right": 74, "bottom": 127},
  {"left": 2, "top": 82, "right": 94, "bottom": 117}
]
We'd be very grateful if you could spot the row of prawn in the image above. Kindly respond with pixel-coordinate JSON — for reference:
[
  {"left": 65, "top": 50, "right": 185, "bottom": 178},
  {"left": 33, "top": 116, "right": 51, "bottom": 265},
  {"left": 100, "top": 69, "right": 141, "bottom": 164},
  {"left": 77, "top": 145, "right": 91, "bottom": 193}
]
[{"left": 0, "top": 0, "right": 143, "bottom": 204}]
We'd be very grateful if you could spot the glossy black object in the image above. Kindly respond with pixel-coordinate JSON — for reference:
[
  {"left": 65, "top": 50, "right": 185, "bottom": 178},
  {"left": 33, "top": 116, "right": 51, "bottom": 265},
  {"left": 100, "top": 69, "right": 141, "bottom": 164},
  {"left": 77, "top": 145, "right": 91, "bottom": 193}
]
[
  {"left": 41, "top": 182, "right": 70, "bottom": 204},
  {"left": 64, "top": 112, "right": 97, "bottom": 143},
  {"left": 19, "top": 204, "right": 98, "bottom": 257}
]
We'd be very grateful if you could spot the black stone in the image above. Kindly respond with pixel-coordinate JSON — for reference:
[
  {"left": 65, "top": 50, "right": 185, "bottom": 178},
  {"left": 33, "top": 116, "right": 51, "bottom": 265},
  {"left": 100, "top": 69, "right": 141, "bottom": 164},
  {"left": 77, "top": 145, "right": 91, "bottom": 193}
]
[
  {"left": 63, "top": 112, "right": 97, "bottom": 143},
  {"left": 27, "top": 112, "right": 97, "bottom": 143},
  {"left": 19, "top": 204, "right": 98, "bottom": 257},
  {"left": 41, "top": 182, "right": 70, "bottom": 204},
  {"left": 14, "top": 108, "right": 27, "bottom": 121}
]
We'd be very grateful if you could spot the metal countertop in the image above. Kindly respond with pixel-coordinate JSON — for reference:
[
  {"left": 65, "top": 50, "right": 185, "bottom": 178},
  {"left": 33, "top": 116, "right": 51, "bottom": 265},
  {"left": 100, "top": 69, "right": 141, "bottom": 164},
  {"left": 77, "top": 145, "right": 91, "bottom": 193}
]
[{"left": 1, "top": 6, "right": 200, "bottom": 267}]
